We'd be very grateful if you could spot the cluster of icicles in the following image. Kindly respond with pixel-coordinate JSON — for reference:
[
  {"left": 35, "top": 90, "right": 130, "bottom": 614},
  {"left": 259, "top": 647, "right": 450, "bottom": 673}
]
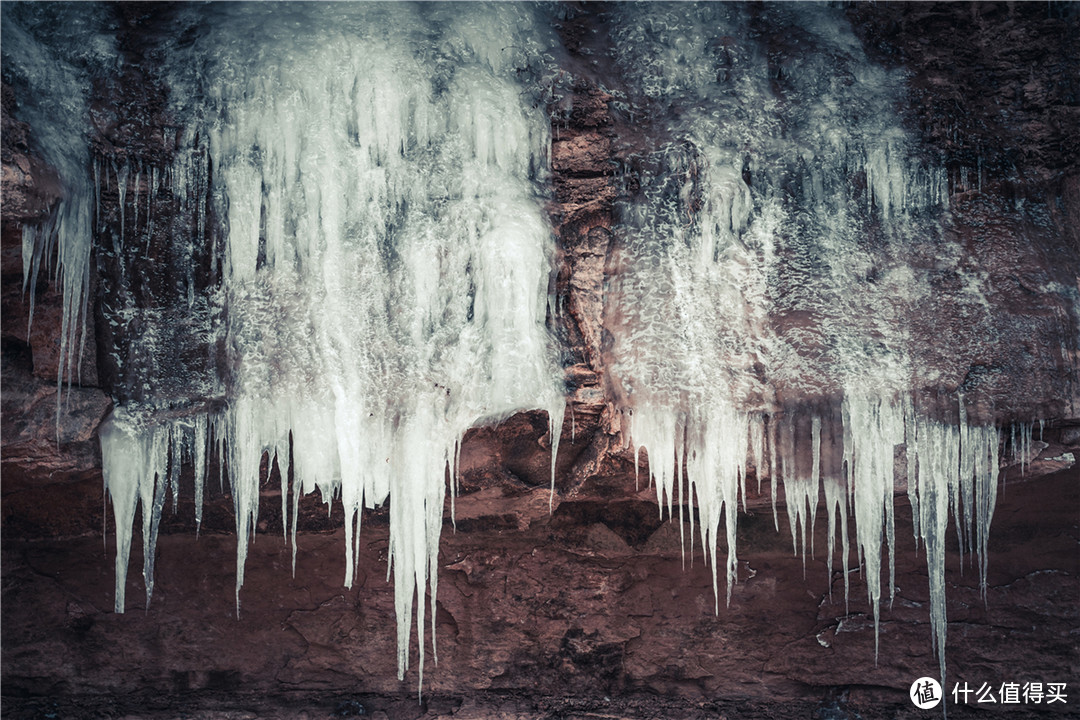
[
  {"left": 623, "top": 395, "right": 1023, "bottom": 693},
  {"left": 97, "top": 389, "right": 1031, "bottom": 694},
  {"left": 6, "top": 0, "right": 1038, "bottom": 696}
]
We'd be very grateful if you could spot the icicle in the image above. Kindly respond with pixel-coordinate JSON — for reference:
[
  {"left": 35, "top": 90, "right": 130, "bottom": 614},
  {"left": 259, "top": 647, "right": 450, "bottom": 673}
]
[
  {"left": 823, "top": 476, "right": 849, "bottom": 609},
  {"left": 769, "top": 416, "right": 779, "bottom": 533},
  {"left": 194, "top": 415, "right": 207, "bottom": 536},
  {"left": 147, "top": 165, "right": 159, "bottom": 248},
  {"left": 169, "top": 424, "right": 181, "bottom": 513},
  {"left": 673, "top": 426, "right": 684, "bottom": 523},
  {"left": 808, "top": 417, "right": 821, "bottom": 551},
  {"left": 449, "top": 436, "right": 459, "bottom": 532},
  {"left": 972, "top": 425, "right": 1000, "bottom": 604},
  {"left": 915, "top": 412, "right": 951, "bottom": 689},
  {"left": 116, "top": 161, "right": 128, "bottom": 247},
  {"left": 677, "top": 444, "right": 686, "bottom": 569},
  {"left": 548, "top": 401, "right": 565, "bottom": 513},
  {"left": 778, "top": 414, "right": 820, "bottom": 575},
  {"left": 291, "top": 474, "right": 301, "bottom": 577},
  {"left": 144, "top": 425, "right": 169, "bottom": 609},
  {"left": 957, "top": 397, "right": 973, "bottom": 561},
  {"left": 905, "top": 400, "right": 921, "bottom": 549},
  {"left": 279, "top": 445, "right": 289, "bottom": 544},
  {"left": 739, "top": 430, "right": 749, "bottom": 515},
  {"left": 843, "top": 393, "right": 906, "bottom": 662},
  {"left": 21, "top": 224, "right": 42, "bottom": 337},
  {"left": 100, "top": 413, "right": 146, "bottom": 614},
  {"left": 99, "top": 410, "right": 184, "bottom": 612},
  {"left": 132, "top": 163, "right": 141, "bottom": 241},
  {"left": 227, "top": 400, "right": 269, "bottom": 618}
]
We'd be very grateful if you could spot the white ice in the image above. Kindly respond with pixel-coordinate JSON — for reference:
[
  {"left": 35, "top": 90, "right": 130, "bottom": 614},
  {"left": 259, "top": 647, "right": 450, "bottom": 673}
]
[{"left": 97, "top": 2, "right": 566, "bottom": 691}]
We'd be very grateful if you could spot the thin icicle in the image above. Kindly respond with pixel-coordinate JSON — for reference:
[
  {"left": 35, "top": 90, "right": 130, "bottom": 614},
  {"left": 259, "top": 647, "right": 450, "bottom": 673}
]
[
  {"left": 823, "top": 477, "right": 849, "bottom": 609},
  {"left": 132, "top": 164, "right": 141, "bottom": 241},
  {"left": 810, "top": 417, "right": 821, "bottom": 556},
  {"left": 194, "top": 415, "right": 207, "bottom": 536},
  {"left": 548, "top": 401, "right": 565, "bottom": 513},
  {"left": 116, "top": 161, "right": 128, "bottom": 247},
  {"left": 677, "top": 442, "right": 686, "bottom": 570},
  {"left": 769, "top": 417, "right": 779, "bottom": 533}
]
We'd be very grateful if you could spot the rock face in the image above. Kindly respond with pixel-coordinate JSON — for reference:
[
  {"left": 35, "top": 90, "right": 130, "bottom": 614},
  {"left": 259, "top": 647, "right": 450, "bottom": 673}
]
[
  {"left": 845, "top": 2, "right": 1080, "bottom": 422},
  {"left": 2, "top": 3, "right": 1079, "bottom": 718}
]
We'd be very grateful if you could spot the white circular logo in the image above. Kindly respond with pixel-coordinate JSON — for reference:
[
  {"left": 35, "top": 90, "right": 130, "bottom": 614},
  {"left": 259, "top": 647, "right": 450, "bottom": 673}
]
[{"left": 910, "top": 677, "right": 943, "bottom": 709}]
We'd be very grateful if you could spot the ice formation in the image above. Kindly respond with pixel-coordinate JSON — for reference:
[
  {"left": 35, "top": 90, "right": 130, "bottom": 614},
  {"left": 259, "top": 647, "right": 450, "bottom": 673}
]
[
  {"left": 5, "top": 0, "right": 1034, "bottom": 696},
  {"left": 1, "top": 5, "right": 114, "bottom": 397},
  {"left": 91, "top": 3, "right": 566, "bottom": 689},
  {"left": 604, "top": 3, "right": 1000, "bottom": 688}
]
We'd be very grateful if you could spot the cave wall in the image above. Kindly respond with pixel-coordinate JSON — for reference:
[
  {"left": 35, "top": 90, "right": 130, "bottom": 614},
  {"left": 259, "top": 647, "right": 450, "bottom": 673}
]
[{"left": 2, "top": 3, "right": 1078, "bottom": 718}]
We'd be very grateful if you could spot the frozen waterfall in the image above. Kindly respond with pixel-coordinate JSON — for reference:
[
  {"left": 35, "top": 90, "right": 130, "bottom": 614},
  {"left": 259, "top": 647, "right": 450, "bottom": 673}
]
[
  {"left": 604, "top": 3, "right": 998, "bottom": 688},
  {"left": 93, "top": 3, "right": 568, "bottom": 689},
  {"left": 6, "top": 0, "right": 1047, "bottom": 697}
]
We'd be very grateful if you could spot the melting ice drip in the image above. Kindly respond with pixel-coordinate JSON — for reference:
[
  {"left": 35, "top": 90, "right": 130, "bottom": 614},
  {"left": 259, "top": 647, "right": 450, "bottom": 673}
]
[
  {"left": 92, "top": 3, "right": 565, "bottom": 689},
  {"left": 605, "top": 2, "right": 1001, "bottom": 687}
]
